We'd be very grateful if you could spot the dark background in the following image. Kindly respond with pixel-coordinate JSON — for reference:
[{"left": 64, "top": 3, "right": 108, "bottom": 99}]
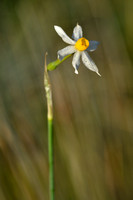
[{"left": 0, "top": 0, "right": 133, "bottom": 199}]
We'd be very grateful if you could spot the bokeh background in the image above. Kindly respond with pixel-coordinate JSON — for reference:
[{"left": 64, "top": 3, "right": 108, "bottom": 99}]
[{"left": 0, "top": 0, "right": 133, "bottom": 199}]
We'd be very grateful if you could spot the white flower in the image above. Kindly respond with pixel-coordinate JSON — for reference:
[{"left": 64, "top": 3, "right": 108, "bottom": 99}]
[{"left": 54, "top": 24, "right": 101, "bottom": 76}]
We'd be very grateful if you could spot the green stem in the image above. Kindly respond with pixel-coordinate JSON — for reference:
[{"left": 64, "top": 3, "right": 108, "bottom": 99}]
[
  {"left": 44, "top": 53, "right": 71, "bottom": 200},
  {"left": 44, "top": 53, "right": 54, "bottom": 200},
  {"left": 47, "top": 54, "right": 72, "bottom": 71},
  {"left": 48, "top": 119, "right": 54, "bottom": 200}
]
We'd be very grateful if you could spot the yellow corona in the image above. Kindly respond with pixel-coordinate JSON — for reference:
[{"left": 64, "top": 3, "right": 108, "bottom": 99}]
[{"left": 75, "top": 37, "right": 89, "bottom": 51}]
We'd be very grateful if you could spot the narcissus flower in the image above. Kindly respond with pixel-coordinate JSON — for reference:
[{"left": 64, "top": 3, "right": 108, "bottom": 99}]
[{"left": 54, "top": 24, "right": 101, "bottom": 76}]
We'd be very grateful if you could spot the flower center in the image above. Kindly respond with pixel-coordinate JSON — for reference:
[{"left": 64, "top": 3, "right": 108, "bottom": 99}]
[{"left": 75, "top": 37, "right": 89, "bottom": 51}]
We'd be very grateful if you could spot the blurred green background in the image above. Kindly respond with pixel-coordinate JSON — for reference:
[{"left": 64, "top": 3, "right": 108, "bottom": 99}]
[{"left": 0, "top": 0, "right": 133, "bottom": 199}]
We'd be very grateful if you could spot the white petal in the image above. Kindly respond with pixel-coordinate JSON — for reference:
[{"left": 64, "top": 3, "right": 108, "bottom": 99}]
[
  {"left": 87, "top": 41, "right": 99, "bottom": 52},
  {"left": 72, "top": 24, "right": 83, "bottom": 41},
  {"left": 54, "top": 25, "right": 75, "bottom": 45},
  {"left": 57, "top": 45, "right": 76, "bottom": 60},
  {"left": 82, "top": 51, "right": 101, "bottom": 76},
  {"left": 72, "top": 51, "right": 81, "bottom": 74}
]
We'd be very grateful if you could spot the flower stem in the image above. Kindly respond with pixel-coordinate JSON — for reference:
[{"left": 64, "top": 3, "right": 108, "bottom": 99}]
[
  {"left": 44, "top": 53, "right": 54, "bottom": 200},
  {"left": 47, "top": 54, "right": 72, "bottom": 71},
  {"left": 48, "top": 118, "right": 54, "bottom": 200}
]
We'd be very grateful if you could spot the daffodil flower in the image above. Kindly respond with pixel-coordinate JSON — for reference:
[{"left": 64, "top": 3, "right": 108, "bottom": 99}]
[{"left": 54, "top": 24, "right": 101, "bottom": 76}]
